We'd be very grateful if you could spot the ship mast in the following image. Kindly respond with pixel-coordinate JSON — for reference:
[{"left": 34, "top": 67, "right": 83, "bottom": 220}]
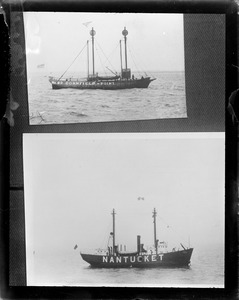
[
  {"left": 90, "top": 27, "right": 96, "bottom": 76},
  {"left": 122, "top": 27, "right": 128, "bottom": 70},
  {"left": 152, "top": 208, "right": 158, "bottom": 254},
  {"left": 112, "top": 209, "right": 116, "bottom": 255},
  {"left": 120, "top": 40, "right": 123, "bottom": 75},
  {"left": 87, "top": 40, "right": 89, "bottom": 78}
]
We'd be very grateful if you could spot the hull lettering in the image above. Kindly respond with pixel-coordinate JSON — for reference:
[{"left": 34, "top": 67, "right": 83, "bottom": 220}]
[
  {"left": 103, "top": 256, "right": 108, "bottom": 263},
  {"left": 152, "top": 255, "right": 157, "bottom": 262},
  {"left": 158, "top": 254, "right": 163, "bottom": 261},
  {"left": 102, "top": 254, "right": 164, "bottom": 264},
  {"left": 123, "top": 256, "right": 129, "bottom": 263},
  {"left": 116, "top": 257, "right": 122, "bottom": 263},
  {"left": 137, "top": 256, "right": 142, "bottom": 262}
]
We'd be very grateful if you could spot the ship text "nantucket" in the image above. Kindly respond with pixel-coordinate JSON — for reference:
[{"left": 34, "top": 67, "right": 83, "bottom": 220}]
[{"left": 102, "top": 254, "right": 163, "bottom": 263}]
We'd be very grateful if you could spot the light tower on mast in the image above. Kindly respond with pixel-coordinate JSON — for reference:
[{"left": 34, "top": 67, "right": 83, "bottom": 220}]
[
  {"left": 121, "top": 27, "right": 131, "bottom": 79},
  {"left": 122, "top": 27, "right": 128, "bottom": 69},
  {"left": 90, "top": 27, "right": 96, "bottom": 76}
]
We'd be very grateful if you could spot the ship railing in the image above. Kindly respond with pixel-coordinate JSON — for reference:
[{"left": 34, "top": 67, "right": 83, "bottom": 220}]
[
  {"left": 80, "top": 248, "right": 108, "bottom": 255},
  {"left": 52, "top": 77, "right": 86, "bottom": 83}
]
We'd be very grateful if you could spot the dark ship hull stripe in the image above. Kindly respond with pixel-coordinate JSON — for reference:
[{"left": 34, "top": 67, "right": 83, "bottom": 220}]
[
  {"left": 81, "top": 248, "right": 193, "bottom": 268},
  {"left": 51, "top": 78, "right": 154, "bottom": 90}
]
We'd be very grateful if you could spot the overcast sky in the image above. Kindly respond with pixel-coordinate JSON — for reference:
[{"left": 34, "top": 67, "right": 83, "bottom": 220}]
[
  {"left": 23, "top": 133, "right": 224, "bottom": 261},
  {"left": 23, "top": 12, "right": 185, "bottom": 74}
]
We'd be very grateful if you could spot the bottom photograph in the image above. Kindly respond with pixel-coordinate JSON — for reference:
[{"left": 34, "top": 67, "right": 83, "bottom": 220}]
[{"left": 23, "top": 133, "right": 224, "bottom": 287}]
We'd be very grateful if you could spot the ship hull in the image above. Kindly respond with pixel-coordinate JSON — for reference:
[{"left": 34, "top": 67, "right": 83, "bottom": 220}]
[
  {"left": 51, "top": 77, "right": 154, "bottom": 90},
  {"left": 80, "top": 248, "right": 193, "bottom": 268}
]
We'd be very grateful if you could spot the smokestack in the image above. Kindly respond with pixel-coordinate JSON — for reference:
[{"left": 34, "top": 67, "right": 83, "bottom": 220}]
[
  {"left": 137, "top": 235, "right": 141, "bottom": 253},
  {"left": 140, "top": 243, "right": 147, "bottom": 253}
]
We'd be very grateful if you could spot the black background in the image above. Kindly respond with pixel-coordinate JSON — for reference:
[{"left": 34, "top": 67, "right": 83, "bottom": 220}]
[{"left": 0, "top": 0, "right": 238, "bottom": 299}]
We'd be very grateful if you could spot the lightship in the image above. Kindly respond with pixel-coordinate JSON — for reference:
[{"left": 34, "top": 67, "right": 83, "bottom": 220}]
[
  {"left": 80, "top": 208, "right": 193, "bottom": 268},
  {"left": 49, "top": 27, "right": 156, "bottom": 90}
]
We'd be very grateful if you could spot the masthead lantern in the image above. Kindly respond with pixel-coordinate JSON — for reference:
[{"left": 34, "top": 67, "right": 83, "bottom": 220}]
[
  {"left": 122, "top": 27, "right": 128, "bottom": 36},
  {"left": 90, "top": 28, "right": 96, "bottom": 36}
]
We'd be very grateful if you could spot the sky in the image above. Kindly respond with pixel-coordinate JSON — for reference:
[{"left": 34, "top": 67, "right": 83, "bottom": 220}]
[
  {"left": 23, "top": 133, "right": 224, "bottom": 260},
  {"left": 23, "top": 12, "right": 185, "bottom": 75}
]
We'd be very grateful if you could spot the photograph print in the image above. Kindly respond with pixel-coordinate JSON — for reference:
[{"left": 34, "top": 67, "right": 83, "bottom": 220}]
[
  {"left": 24, "top": 13, "right": 187, "bottom": 124},
  {"left": 23, "top": 133, "right": 224, "bottom": 287}
]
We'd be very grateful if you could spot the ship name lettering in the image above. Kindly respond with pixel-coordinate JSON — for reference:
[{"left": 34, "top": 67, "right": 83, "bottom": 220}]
[
  {"left": 152, "top": 255, "right": 157, "bottom": 262},
  {"left": 158, "top": 254, "right": 163, "bottom": 261},
  {"left": 103, "top": 256, "right": 108, "bottom": 263},
  {"left": 116, "top": 257, "right": 122, "bottom": 263},
  {"left": 124, "top": 256, "right": 129, "bottom": 263},
  {"left": 137, "top": 256, "right": 142, "bottom": 262},
  {"left": 102, "top": 254, "right": 163, "bottom": 264}
]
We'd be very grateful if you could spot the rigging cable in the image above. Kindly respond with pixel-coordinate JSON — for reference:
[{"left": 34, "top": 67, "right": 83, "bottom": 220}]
[
  {"left": 103, "top": 41, "right": 121, "bottom": 71},
  {"left": 100, "top": 221, "right": 112, "bottom": 249},
  {"left": 95, "top": 39, "right": 118, "bottom": 74},
  {"left": 56, "top": 42, "right": 88, "bottom": 82},
  {"left": 128, "top": 41, "right": 155, "bottom": 79},
  {"left": 95, "top": 44, "right": 107, "bottom": 75},
  {"left": 127, "top": 46, "right": 143, "bottom": 77},
  {"left": 158, "top": 215, "right": 188, "bottom": 246}
]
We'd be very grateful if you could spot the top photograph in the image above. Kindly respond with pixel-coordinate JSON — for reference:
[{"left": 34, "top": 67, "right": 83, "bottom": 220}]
[{"left": 24, "top": 12, "right": 186, "bottom": 125}]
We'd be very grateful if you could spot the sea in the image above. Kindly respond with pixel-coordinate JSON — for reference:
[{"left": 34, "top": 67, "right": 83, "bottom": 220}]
[
  {"left": 27, "top": 243, "right": 224, "bottom": 287},
  {"left": 27, "top": 71, "right": 187, "bottom": 125}
]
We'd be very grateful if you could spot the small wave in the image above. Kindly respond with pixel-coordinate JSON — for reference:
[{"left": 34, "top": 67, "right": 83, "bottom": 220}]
[
  {"left": 70, "top": 111, "right": 88, "bottom": 117},
  {"left": 173, "top": 86, "right": 185, "bottom": 91},
  {"left": 164, "top": 92, "right": 175, "bottom": 96}
]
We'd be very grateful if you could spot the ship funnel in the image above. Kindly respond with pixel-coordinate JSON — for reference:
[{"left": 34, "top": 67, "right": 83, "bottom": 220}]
[
  {"left": 137, "top": 235, "right": 141, "bottom": 253},
  {"left": 140, "top": 243, "right": 147, "bottom": 253}
]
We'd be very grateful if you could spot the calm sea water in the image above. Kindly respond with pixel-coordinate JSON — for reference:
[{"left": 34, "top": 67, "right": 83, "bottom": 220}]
[
  {"left": 27, "top": 244, "right": 224, "bottom": 287},
  {"left": 27, "top": 71, "right": 187, "bottom": 125}
]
